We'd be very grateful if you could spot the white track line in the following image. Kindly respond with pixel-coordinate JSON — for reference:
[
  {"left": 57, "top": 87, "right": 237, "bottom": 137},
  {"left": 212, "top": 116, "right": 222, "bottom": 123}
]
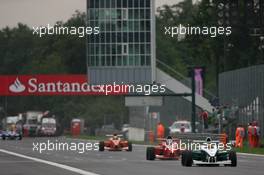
[
  {"left": 0, "top": 149, "right": 100, "bottom": 175},
  {"left": 238, "top": 152, "right": 264, "bottom": 158}
]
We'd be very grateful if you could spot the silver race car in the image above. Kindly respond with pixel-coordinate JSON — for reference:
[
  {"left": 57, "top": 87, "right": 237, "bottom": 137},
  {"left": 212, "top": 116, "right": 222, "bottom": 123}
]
[{"left": 181, "top": 138, "right": 237, "bottom": 167}]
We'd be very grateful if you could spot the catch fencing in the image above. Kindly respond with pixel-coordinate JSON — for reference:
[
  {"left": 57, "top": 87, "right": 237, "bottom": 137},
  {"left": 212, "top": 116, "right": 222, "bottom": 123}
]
[{"left": 219, "top": 64, "right": 264, "bottom": 138}]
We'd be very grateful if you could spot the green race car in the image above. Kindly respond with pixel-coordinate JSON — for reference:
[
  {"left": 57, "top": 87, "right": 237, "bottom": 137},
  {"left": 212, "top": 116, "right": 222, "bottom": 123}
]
[{"left": 181, "top": 138, "right": 237, "bottom": 167}]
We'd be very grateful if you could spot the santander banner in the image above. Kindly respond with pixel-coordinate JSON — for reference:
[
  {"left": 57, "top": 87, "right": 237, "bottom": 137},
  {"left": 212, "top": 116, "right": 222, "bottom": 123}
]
[{"left": 0, "top": 75, "right": 127, "bottom": 96}]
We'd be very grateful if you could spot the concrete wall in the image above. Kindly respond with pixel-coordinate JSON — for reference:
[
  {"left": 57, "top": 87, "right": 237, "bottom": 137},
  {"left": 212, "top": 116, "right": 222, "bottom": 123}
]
[{"left": 128, "top": 127, "right": 145, "bottom": 141}]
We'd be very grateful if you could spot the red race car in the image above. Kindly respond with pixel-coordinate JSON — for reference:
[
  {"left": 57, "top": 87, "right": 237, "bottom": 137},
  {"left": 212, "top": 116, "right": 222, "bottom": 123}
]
[
  {"left": 146, "top": 136, "right": 181, "bottom": 160},
  {"left": 99, "top": 134, "right": 132, "bottom": 152}
]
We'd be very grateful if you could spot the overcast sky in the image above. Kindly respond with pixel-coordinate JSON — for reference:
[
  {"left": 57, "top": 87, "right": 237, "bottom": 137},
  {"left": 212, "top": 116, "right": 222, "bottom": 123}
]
[{"left": 0, "top": 0, "right": 182, "bottom": 29}]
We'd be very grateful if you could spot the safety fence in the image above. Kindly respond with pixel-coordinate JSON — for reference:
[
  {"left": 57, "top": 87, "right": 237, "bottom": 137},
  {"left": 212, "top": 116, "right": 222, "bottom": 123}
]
[{"left": 219, "top": 64, "right": 264, "bottom": 138}]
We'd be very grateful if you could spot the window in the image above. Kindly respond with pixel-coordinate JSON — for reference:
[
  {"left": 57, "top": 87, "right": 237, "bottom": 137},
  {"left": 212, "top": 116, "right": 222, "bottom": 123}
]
[
  {"left": 91, "top": 56, "right": 95, "bottom": 66},
  {"left": 140, "top": 0, "right": 144, "bottom": 8},
  {"left": 123, "top": 56, "right": 128, "bottom": 66},
  {"left": 106, "top": 0, "right": 111, "bottom": 8},
  {"left": 122, "top": 43, "right": 128, "bottom": 55},
  {"left": 146, "top": 9, "right": 150, "bottom": 19},
  {"left": 134, "top": 44, "right": 139, "bottom": 54},
  {"left": 100, "top": 33, "right": 105, "bottom": 42},
  {"left": 112, "top": 56, "right": 116, "bottom": 66},
  {"left": 122, "top": 9, "right": 128, "bottom": 20},
  {"left": 146, "top": 0, "right": 150, "bottom": 7},
  {"left": 134, "top": 0, "right": 139, "bottom": 8},
  {"left": 141, "top": 55, "right": 146, "bottom": 66},
  {"left": 146, "top": 32, "right": 151, "bottom": 42},
  {"left": 117, "top": 32, "right": 122, "bottom": 42},
  {"left": 146, "top": 44, "right": 151, "bottom": 54},
  {"left": 128, "top": 9, "right": 133, "bottom": 19},
  {"left": 123, "top": 32, "right": 128, "bottom": 42},
  {"left": 128, "top": 21, "right": 134, "bottom": 31},
  {"left": 100, "top": 0, "right": 105, "bottom": 8},
  {"left": 134, "top": 9, "right": 139, "bottom": 19},
  {"left": 129, "top": 56, "right": 134, "bottom": 66},
  {"left": 95, "top": 56, "right": 99, "bottom": 66},
  {"left": 117, "top": 44, "right": 122, "bottom": 54},
  {"left": 106, "top": 33, "right": 111, "bottom": 42},
  {"left": 101, "top": 56, "right": 106, "bottom": 66},
  {"left": 140, "top": 21, "right": 145, "bottom": 31},
  {"left": 100, "top": 44, "right": 105, "bottom": 54},
  {"left": 123, "top": 21, "right": 128, "bottom": 31},
  {"left": 140, "top": 9, "right": 145, "bottom": 19},
  {"left": 106, "top": 45, "right": 111, "bottom": 54},
  {"left": 95, "top": 0, "right": 99, "bottom": 8},
  {"left": 106, "top": 56, "right": 111, "bottom": 66},
  {"left": 146, "top": 21, "right": 150, "bottom": 31},
  {"left": 146, "top": 56, "right": 151, "bottom": 66},
  {"left": 117, "top": 56, "right": 122, "bottom": 66},
  {"left": 140, "top": 32, "right": 145, "bottom": 42},
  {"left": 112, "top": 45, "right": 116, "bottom": 54},
  {"left": 140, "top": 44, "right": 145, "bottom": 54},
  {"left": 134, "top": 21, "right": 140, "bottom": 31},
  {"left": 117, "top": 0, "right": 122, "bottom": 8},
  {"left": 129, "top": 44, "right": 133, "bottom": 54},
  {"left": 123, "top": 0, "right": 127, "bottom": 8},
  {"left": 129, "top": 32, "right": 134, "bottom": 42},
  {"left": 111, "top": 0, "right": 116, "bottom": 8},
  {"left": 135, "top": 56, "right": 140, "bottom": 66},
  {"left": 112, "top": 33, "right": 116, "bottom": 42},
  {"left": 134, "top": 33, "right": 139, "bottom": 42},
  {"left": 90, "top": 0, "right": 94, "bottom": 8},
  {"left": 117, "top": 21, "right": 122, "bottom": 31},
  {"left": 128, "top": 0, "right": 133, "bottom": 7},
  {"left": 117, "top": 9, "right": 122, "bottom": 19}
]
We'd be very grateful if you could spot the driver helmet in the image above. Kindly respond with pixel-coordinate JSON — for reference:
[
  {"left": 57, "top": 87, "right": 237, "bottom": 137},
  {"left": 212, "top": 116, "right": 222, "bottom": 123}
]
[
  {"left": 113, "top": 133, "right": 118, "bottom": 140},
  {"left": 206, "top": 137, "right": 212, "bottom": 142},
  {"left": 166, "top": 135, "right": 173, "bottom": 145}
]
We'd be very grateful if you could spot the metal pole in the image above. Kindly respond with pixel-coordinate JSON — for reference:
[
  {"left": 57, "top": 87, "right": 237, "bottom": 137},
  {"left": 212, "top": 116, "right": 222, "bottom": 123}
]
[
  {"left": 5, "top": 96, "right": 7, "bottom": 118},
  {"left": 191, "top": 69, "right": 196, "bottom": 133}
]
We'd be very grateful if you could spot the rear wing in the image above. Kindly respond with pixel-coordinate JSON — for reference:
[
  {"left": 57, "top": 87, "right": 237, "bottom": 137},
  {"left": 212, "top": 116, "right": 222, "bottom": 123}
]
[
  {"left": 157, "top": 138, "right": 180, "bottom": 142},
  {"left": 106, "top": 134, "right": 123, "bottom": 137},
  {"left": 192, "top": 140, "right": 220, "bottom": 144}
]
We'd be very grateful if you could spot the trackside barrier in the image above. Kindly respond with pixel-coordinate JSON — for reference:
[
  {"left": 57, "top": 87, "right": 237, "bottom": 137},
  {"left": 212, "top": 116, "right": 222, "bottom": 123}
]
[{"left": 171, "top": 133, "right": 228, "bottom": 144}]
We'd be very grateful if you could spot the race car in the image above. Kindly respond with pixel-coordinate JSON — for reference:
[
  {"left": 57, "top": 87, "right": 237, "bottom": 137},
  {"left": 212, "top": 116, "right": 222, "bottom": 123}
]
[
  {"left": 0, "top": 130, "right": 22, "bottom": 140},
  {"left": 181, "top": 137, "right": 237, "bottom": 167},
  {"left": 146, "top": 136, "right": 181, "bottom": 160},
  {"left": 99, "top": 134, "right": 132, "bottom": 151}
]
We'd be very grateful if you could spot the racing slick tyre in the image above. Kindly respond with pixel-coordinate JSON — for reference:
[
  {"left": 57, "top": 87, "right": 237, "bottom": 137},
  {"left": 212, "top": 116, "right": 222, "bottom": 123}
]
[
  {"left": 2, "top": 136, "right": 6, "bottom": 140},
  {"left": 127, "top": 142, "right": 132, "bottom": 152},
  {"left": 99, "top": 141, "right": 105, "bottom": 151},
  {"left": 229, "top": 151, "right": 237, "bottom": 167},
  {"left": 146, "top": 147, "right": 155, "bottom": 160},
  {"left": 18, "top": 135, "right": 22, "bottom": 140},
  {"left": 182, "top": 151, "right": 193, "bottom": 166},
  {"left": 181, "top": 151, "right": 186, "bottom": 166}
]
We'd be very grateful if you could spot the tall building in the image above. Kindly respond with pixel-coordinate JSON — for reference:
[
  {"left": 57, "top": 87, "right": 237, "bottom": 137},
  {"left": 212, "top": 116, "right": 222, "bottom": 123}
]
[{"left": 86, "top": 0, "right": 156, "bottom": 85}]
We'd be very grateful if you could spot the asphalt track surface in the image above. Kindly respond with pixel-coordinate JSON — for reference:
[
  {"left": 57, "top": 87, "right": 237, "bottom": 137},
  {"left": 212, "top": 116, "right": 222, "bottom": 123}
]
[{"left": 0, "top": 137, "right": 264, "bottom": 175}]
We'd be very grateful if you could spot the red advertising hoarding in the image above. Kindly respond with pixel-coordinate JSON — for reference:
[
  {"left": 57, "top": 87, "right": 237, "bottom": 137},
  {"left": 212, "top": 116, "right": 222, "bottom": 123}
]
[{"left": 0, "top": 75, "right": 127, "bottom": 96}]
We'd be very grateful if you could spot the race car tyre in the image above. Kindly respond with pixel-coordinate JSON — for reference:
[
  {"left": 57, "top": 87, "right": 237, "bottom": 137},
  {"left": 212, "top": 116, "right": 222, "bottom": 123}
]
[
  {"left": 18, "top": 135, "right": 22, "bottom": 140},
  {"left": 182, "top": 151, "right": 193, "bottom": 166},
  {"left": 181, "top": 151, "right": 186, "bottom": 166},
  {"left": 127, "top": 142, "right": 132, "bottom": 152},
  {"left": 146, "top": 147, "right": 155, "bottom": 160},
  {"left": 99, "top": 141, "right": 105, "bottom": 151},
  {"left": 229, "top": 151, "right": 237, "bottom": 167},
  {"left": 2, "top": 136, "right": 6, "bottom": 140}
]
